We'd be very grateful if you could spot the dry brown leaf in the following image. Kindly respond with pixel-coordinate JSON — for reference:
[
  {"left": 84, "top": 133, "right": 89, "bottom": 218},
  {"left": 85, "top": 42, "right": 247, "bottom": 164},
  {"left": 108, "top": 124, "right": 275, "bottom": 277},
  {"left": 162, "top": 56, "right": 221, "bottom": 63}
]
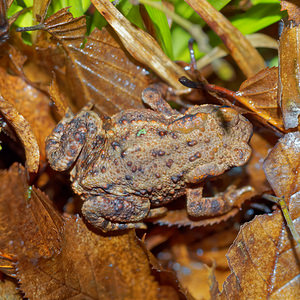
[
  {"left": 40, "top": 8, "right": 151, "bottom": 115},
  {"left": 263, "top": 132, "right": 300, "bottom": 201},
  {"left": 17, "top": 217, "right": 163, "bottom": 300},
  {"left": 32, "top": 0, "right": 52, "bottom": 23},
  {"left": 219, "top": 193, "right": 300, "bottom": 299},
  {"left": 154, "top": 186, "right": 254, "bottom": 228},
  {"left": 236, "top": 67, "right": 285, "bottom": 132},
  {"left": 184, "top": 0, "right": 265, "bottom": 77},
  {"left": 0, "top": 280, "right": 22, "bottom": 300},
  {"left": 281, "top": 0, "right": 300, "bottom": 24},
  {"left": 155, "top": 208, "right": 239, "bottom": 228},
  {"left": 0, "top": 95, "right": 40, "bottom": 172},
  {"left": 91, "top": 0, "right": 189, "bottom": 91},
  {"left": 278, "top": 22, "right": 300, "bottom": 129},
  {"left": 0, "top": 163, "right": 63, "bottom": 265},
  {"left": 0, "top": 66, "right": 56, "bottom": 166},
  {"left": 245, "top": 132, "right": 275, "bottom": 194}
]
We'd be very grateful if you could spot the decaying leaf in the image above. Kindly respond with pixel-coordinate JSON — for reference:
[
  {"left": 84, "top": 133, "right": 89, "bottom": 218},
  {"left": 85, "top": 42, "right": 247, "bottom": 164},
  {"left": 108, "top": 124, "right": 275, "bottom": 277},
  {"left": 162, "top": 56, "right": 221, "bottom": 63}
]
[
  {"left": 0, "top": 66, "right": 56, "bottom": 166},
  {"left": 0, "top": 163, "right": 63, "bottom": 263},
  {"left": 237, "top": 67, "right": 285, "bottom": 132},
  {"left": 91, "top": 0, "right": 189, "bottom": 91},
  {"left": 39, "top": 7, "right": 151, "bottom": 115},
  {"left": 219, "top": 194, "right": 300, "bottom": 299},
  {"left": 184, "top": 0, "right": 265, "bottom": 77},
  {"left": 0, "top": 280, "right": 22, "bottom": 300},
  {"left": 281, "top": 0, "right": 300, "bottom": 24},
  {"left": 246, "top": 132, "right": 274, "bottom": 194},
  {"left": 17, "top": 217, "right": 163, "bottom": 300},
  {"left": 0, "top": 95, "right": 39, "bottom": 172},
  {"left": 278, "top": 22, "right": 300, "bottom": 129},
  {"left": 155, "top": 186, "right": 254, "bottom": 228},
  {"left": 263, "top": 132, "right": 300, "bottom": 201}
]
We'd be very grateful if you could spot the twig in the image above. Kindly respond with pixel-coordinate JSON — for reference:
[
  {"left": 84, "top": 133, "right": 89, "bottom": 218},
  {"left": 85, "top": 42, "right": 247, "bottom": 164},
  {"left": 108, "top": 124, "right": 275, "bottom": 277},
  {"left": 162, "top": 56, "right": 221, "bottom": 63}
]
[{"left": 263, "top": 194, "right": 300, "bottom": 246}]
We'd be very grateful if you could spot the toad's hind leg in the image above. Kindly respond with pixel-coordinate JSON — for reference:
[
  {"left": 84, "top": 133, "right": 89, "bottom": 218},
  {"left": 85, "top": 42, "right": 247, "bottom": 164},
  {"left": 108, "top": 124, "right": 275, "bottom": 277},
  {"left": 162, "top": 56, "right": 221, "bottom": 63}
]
[
  {"left": 46, "top": 108, "right": 102, "bottom": 171},
  {"left": 186, "top": 185, "right": 254, "bottom": 217},
  {"left": 82, "top": 194, "right": 151, "bottom": 232}
]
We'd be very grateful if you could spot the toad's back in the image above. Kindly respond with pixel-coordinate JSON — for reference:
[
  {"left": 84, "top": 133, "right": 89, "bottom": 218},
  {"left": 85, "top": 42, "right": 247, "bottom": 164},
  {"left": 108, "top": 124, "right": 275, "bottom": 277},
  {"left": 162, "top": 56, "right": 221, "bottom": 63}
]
[{"left": 75, "top": 106, "right": 252, "bottom": 205}]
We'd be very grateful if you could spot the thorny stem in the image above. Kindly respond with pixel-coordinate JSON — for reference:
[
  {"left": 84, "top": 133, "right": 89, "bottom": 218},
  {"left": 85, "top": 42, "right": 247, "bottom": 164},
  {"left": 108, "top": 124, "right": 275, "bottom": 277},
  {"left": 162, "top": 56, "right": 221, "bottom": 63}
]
[
  {"left": 132, "top": 0, "right": 210, "bottom": 54},
  {"left": 263, "top": 194, "right": 300, "bottom": 246}
]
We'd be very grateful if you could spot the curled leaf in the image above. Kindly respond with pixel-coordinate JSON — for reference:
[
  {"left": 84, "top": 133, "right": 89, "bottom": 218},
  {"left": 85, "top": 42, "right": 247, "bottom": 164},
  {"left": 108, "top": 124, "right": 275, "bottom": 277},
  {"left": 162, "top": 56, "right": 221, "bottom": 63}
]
[
  {"left": 263, "top": 132, "right": 300, "bottom": 201},
  {"left": 278, "top": 22, "right": 300, "bottom": 129},
  {"left": 0, "top": 95, "right": 39, "bottom": 172}
]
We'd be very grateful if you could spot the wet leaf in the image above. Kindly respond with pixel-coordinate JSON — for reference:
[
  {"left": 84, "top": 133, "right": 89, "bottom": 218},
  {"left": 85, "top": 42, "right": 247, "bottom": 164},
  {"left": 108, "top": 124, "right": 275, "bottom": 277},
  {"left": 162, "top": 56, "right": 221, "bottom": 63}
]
[
  {"left": 263, "top": 132, "right": 300, "bottom": 201},
  {"left": 17, "top": 217, "right": 162, "bottom": 300},
  {"left": 91, "top": 0, "right": 189, "bottom": 91},
  {"left": 219, "top": 194, "right": 300, "bottom": 299},
  {"left": 0, "top": 65, "right": 56, "bottom": 166},
  {"left": 0, "top": 95, "right": 39, "bottom": 172},
  {"left": 0, "top": 163, "right": 63, "bottom": 263},
  {"left": 184, "top": 0, "right": 265, "bottom": 77},
  {"left": 237, "top": 67, "right": 285, "bottom": 132},
  {"left": 278, "top": 22, "right": 300, "bottom": 129}
]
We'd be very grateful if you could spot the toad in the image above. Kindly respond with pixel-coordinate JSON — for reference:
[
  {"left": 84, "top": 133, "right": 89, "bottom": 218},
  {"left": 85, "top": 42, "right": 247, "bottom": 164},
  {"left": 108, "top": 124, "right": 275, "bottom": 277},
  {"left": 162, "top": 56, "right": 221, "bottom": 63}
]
[{"left": 46, "top": 88, "right": 252, "bottom": 232}]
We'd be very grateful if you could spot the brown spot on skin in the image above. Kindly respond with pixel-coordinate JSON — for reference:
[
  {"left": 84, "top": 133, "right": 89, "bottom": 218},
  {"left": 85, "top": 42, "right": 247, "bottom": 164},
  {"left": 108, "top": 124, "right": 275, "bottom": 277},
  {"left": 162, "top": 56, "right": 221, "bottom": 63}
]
[
  {"left": 131, "top": 166, "right": 137, "bottom": 172},
  {"left": 187, "top": 140, "right": 197, "bottom": 147},
  {"left": 158, "top": 150, "right": 165, "bottom": 156},
  {"left": 166, "top": 159, "right": 174, "bottom": 168}
]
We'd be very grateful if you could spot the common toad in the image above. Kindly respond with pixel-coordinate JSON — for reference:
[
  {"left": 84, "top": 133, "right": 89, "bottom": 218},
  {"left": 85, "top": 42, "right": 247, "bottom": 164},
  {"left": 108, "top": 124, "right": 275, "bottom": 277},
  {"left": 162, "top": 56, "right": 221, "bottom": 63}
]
[{"left": 46, "top": 88, "right": 252, "bottom": 232}]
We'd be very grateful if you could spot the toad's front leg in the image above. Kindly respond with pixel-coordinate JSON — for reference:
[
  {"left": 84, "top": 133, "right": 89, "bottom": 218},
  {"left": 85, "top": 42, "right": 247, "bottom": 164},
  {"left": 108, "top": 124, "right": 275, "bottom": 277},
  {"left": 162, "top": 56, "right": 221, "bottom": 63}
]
[
  {"left": 186, "top": 185, "right": 254, "bottom": 217},
  {"left": 46, "top": 108, "right": 102, "bottom": 171},
  {"left": 81, "top": 193, "right": 151, "bottom": 232}
]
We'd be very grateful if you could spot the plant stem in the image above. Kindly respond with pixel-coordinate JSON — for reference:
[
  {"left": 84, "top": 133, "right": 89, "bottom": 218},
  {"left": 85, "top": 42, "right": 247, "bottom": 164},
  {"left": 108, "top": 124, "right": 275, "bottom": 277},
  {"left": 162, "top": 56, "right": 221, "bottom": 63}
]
[{"left": 263, "top": 194, "right": 300, "bottom": 246}]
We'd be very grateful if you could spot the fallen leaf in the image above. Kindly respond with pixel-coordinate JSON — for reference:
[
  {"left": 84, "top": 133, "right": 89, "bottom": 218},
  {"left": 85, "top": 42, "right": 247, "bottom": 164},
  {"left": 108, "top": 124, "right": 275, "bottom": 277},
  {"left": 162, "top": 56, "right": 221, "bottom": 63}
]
[
  {"left": 278, "top": 22, "right": 300, "bottom": 129},
  {"left": 245, "top": 131, "right": 275, "bottom": 194},
  {"left": 0, "top": 280, "right": 22, "bottom": 299},
  {"left": 0, "top": 163, "right": 63, "bottom": 263},
  {"left": 263, "top": 132, "right": 300, "bottom": 201},
  {"left": 219, "top": 194, "right": 300, "bottom": 299},
  {"left": 281, "top": 0, "right": 300, "bottom": 24},
  {"left": 91, "top": 0, "right": 190, "bottom": 91},
  {"left": 184, "top": 0, "right": 265, "bottom": 77},
  {"left": 39, "top": 8, "right": 151, "bottom": 115},
  {"left": 0, "top": 65, "right": 56, "bottom": 166},
  {"left": 0, "top": 95, "right": 40, "bottom": 172},
  {"left": 17, "top": 217, "right": 163, "bottom": 300},
  {"left": 154, "top": 186, "right": 254, "bottom": 228},
  {"left": 237, "top": 67, "right": 285, "bottom": 132}
]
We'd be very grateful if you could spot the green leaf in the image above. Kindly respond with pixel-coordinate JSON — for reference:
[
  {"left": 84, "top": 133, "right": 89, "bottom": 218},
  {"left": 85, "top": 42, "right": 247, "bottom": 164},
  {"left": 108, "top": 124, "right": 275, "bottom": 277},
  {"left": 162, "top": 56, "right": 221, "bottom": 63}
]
[
  {"left": 230, "top": 3, "right": 284, "bottom": 35},
  {"left": 144, "top": 0, "right": 173, "bottom": 59}
]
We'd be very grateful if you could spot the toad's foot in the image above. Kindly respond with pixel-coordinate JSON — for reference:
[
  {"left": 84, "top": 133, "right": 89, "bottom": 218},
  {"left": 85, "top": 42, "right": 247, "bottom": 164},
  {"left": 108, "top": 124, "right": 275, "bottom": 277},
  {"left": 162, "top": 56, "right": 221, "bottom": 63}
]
[{"left": 186, "top": 185, "right": 254, "bottom": 217}]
